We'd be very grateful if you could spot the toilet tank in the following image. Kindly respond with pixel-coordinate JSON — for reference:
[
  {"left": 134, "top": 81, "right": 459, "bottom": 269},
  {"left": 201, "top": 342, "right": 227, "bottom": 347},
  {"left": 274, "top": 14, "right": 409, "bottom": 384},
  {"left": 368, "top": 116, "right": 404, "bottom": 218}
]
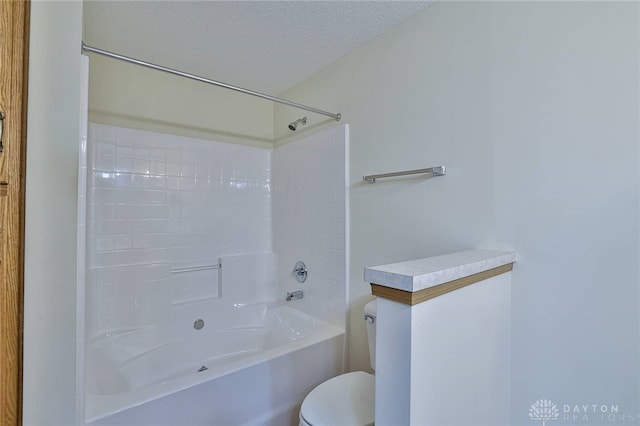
[{"left": 363, "top": 299, "right": 377, "bottom": 370}]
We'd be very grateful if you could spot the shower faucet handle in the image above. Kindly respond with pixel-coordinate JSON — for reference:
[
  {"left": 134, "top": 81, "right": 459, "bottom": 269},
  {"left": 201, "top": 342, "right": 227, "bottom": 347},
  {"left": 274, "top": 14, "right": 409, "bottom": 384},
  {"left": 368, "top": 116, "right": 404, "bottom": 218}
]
[{"left": 293, "top": 260, "right": 308, "bottom": 283}]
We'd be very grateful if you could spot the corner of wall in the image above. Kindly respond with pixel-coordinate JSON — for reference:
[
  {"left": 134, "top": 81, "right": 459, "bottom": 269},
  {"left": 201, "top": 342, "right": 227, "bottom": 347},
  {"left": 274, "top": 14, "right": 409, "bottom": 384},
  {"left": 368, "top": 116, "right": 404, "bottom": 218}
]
[{"left": 24, "top": 1, "right": 84, "bottom": 424}]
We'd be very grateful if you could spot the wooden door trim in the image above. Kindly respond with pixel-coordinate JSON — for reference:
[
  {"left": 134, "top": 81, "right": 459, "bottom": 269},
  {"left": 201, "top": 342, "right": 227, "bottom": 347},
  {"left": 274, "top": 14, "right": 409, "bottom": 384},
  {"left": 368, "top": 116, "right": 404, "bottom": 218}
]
[{"left": 1, "top": 1, "right": 30, "bottom": 425}]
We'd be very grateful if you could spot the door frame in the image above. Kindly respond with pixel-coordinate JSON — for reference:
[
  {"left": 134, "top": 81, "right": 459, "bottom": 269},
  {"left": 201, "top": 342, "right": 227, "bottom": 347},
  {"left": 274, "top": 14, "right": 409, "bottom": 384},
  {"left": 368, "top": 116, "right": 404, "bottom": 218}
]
[{"left": 0, "top": 1, "right": 30, "bottom": 425}]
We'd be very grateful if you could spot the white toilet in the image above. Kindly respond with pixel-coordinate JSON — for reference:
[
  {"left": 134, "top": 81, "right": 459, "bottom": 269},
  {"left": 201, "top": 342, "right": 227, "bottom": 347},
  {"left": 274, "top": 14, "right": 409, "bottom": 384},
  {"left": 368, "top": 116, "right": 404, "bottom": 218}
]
[{"left": 299, "top": 300, "right": 377, "bottom": 426}]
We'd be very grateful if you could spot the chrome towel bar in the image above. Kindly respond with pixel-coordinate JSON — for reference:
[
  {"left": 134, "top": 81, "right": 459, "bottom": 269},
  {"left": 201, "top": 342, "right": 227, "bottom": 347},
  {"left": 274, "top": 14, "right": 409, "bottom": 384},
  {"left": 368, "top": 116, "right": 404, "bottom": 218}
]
[{"left": 363, "top": 166, "right": 445, "bottom": 183}]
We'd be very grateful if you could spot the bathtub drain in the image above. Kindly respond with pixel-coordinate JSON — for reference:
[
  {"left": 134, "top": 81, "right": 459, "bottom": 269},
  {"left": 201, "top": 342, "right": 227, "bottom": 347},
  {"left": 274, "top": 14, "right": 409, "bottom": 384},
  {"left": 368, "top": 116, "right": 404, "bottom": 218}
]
[
  {"left": 193, "top": 319, "right": 205, "bottom": 330},
  {"left": 198, "top": 365, "right": 208, "bottom": 372}
]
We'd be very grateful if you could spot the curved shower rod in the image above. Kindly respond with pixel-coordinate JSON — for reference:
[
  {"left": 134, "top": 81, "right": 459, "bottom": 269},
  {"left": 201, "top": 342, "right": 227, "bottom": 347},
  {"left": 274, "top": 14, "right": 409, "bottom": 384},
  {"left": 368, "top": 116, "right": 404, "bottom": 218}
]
[{"left": 81, "top": 42, "right": 342, "bottom": 122}]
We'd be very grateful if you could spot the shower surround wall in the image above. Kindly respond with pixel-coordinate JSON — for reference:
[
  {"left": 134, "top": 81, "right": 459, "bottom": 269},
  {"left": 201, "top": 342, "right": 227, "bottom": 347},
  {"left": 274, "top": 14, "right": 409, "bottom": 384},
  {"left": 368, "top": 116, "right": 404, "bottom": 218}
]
[
  {"left": 82, "top": 123, "right": 348, "bottom": 422},
  {"left": 272, "top": 126, "right": 349, "bottom": 327},
  {"left": 86, "top": 123, "right": 348, "bottom": 334},
  {"left": 86, "top": 123, "right": 272, "bottom": 334}
]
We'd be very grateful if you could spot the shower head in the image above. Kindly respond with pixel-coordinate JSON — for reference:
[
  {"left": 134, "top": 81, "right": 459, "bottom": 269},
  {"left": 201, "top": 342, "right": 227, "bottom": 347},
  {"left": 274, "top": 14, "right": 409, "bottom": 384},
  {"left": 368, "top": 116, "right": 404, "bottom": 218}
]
[{"left": 288, "top": 117, "right": 307, "bottom": 131}]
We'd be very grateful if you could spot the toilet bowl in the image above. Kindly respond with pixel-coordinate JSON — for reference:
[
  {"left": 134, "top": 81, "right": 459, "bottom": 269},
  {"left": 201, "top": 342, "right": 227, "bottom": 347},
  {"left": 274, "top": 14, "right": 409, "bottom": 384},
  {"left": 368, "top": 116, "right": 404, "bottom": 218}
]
[{"left": 299, "top": 300, "right": 377, "bottom": 426}]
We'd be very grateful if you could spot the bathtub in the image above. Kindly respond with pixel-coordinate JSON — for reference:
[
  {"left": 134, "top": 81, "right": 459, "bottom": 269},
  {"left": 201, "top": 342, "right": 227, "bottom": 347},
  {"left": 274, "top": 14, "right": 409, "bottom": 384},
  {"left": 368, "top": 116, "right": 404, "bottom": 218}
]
[{"left": 85, "top": 302, "right": 345, "bottom": 425}]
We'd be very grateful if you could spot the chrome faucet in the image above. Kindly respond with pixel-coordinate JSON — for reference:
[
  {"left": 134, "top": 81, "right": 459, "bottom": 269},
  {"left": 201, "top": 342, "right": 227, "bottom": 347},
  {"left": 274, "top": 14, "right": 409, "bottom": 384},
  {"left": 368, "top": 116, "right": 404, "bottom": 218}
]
[{"left": 286, "top": 290, "right": 304, "bottom": 301}]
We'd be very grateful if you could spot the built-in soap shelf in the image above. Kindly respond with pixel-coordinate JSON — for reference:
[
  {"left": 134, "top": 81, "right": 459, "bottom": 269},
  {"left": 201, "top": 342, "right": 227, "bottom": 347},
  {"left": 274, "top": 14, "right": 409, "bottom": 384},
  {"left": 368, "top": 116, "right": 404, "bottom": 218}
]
[
  {"left": 365, "top": 249, "right": 516, "bottom": 305},
  {"left": 170, "top": 263, "right": 221, "bottom": 274},
  {"left": 170, "top": 260, "right": 222, "bottom": 305}
]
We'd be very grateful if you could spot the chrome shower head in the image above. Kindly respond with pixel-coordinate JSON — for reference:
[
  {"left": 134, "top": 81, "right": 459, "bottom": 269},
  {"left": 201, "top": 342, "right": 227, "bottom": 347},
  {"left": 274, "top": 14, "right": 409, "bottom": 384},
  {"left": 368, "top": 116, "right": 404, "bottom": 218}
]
[{"left": 288, "top": 117, "right": 307, "bottom": 131}]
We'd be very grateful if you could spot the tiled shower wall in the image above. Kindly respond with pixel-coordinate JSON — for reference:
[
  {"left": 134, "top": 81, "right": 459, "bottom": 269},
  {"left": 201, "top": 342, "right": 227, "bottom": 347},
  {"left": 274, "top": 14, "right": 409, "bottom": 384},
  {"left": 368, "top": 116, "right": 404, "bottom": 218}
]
[
  {"left": 86, "top": 123, "right": 272, "bottom": 336},
  {"left": 272, "top": 125, "right": 349, "bottom": 327},
  {"left": 85, "top": 123, "right": 348, "bottom": 338}
]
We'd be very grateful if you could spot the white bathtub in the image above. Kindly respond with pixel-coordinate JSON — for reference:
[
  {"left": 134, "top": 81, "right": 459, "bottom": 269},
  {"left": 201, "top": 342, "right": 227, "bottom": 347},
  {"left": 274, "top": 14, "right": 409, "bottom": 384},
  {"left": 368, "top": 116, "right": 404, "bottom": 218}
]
[{"left": 85, "top": 302, "right": 345, "bottom": 425}]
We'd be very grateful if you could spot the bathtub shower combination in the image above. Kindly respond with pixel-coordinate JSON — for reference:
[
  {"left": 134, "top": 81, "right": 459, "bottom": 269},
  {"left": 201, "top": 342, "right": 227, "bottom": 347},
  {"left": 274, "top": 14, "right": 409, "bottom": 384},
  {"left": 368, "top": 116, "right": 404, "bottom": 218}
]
[{"left": 79, "top": 123, "right": 349, "bottom": 424}]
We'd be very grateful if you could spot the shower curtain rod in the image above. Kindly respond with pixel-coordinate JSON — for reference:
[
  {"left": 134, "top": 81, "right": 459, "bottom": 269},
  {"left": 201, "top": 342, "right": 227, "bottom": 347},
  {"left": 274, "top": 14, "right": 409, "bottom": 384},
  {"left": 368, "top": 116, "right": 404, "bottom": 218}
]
[{"left": 81, "top": 42, "right": 342, "bottom": 122}]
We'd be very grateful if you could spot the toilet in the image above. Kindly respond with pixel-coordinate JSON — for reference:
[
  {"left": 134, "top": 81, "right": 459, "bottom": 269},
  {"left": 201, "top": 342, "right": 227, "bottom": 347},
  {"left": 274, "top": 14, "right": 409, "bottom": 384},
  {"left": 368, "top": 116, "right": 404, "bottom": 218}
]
[{"left": 299, "top": 300, "right": 377, "bottom": 426}]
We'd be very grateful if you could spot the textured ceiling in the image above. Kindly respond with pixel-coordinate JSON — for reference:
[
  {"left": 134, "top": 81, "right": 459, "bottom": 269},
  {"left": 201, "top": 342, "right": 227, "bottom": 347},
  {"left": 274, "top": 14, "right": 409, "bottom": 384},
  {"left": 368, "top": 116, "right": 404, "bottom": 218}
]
[{"left": 83, "top": 1, "right": 432, "bottom": 95}]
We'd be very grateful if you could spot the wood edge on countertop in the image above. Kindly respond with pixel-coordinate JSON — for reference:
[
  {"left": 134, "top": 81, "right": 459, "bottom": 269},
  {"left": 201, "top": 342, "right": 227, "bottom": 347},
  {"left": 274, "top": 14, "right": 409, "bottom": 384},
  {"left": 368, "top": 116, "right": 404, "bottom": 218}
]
[{"left": 371, "top": 262, "right": 513, "bottom": 305}]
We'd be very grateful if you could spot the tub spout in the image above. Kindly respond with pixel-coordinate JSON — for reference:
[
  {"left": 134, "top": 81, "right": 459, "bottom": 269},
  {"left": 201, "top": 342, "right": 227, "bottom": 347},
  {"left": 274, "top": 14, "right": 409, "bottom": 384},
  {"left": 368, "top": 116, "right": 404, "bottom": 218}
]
[{"left": 286, "top": 290, "right": 303, "bottom": 301}]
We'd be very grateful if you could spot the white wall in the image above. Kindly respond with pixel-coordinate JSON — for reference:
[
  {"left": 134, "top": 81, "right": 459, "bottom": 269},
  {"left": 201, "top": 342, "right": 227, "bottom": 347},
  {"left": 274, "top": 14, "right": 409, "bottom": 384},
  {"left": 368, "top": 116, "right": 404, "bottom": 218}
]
[
  {"left": 24, "top": 1, "right": 83, "bottom": 424},
  {"left": 375, "top": 272, "right": 511, "bottom": 425},
  {"left": 87, "top": 54, "right": 274, "bottom": 146},
  {"left": 275, "top": 1, "right": 640, "bottom": 422}
]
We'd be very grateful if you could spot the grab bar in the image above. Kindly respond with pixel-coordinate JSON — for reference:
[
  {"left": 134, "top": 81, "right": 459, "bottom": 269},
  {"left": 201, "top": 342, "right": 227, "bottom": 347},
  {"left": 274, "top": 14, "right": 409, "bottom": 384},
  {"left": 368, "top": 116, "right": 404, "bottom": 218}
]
[
  {"left": 170, "top": 264, "right": 221, "bottom": 274},
  {"left": 363, "top": 166, "right": 445, "bottom": 183}
]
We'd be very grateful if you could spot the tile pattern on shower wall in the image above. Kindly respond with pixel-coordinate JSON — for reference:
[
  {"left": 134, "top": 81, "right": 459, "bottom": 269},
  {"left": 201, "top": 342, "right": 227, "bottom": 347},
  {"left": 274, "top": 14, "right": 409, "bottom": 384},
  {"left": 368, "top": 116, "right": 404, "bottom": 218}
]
[
  {"left": 273, "top": 126, "right": 348, "bottom": 328},
  {"left": 86, "top": 123, "right": 271, "bottom": 336}
]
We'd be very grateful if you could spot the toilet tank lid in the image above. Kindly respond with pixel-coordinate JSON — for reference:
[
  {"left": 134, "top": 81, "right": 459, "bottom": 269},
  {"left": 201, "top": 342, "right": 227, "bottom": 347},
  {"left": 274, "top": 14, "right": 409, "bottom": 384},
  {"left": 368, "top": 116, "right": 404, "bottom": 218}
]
[{"left": 363, "top": 299, "right": 376, "bottom": 317}]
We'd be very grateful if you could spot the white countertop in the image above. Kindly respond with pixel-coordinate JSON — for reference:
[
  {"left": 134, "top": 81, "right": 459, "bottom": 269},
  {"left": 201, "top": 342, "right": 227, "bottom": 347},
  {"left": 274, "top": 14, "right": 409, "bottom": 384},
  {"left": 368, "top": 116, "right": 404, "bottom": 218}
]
[{"left": 364, "top": 249, "right": 516, "bottom": 292}]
